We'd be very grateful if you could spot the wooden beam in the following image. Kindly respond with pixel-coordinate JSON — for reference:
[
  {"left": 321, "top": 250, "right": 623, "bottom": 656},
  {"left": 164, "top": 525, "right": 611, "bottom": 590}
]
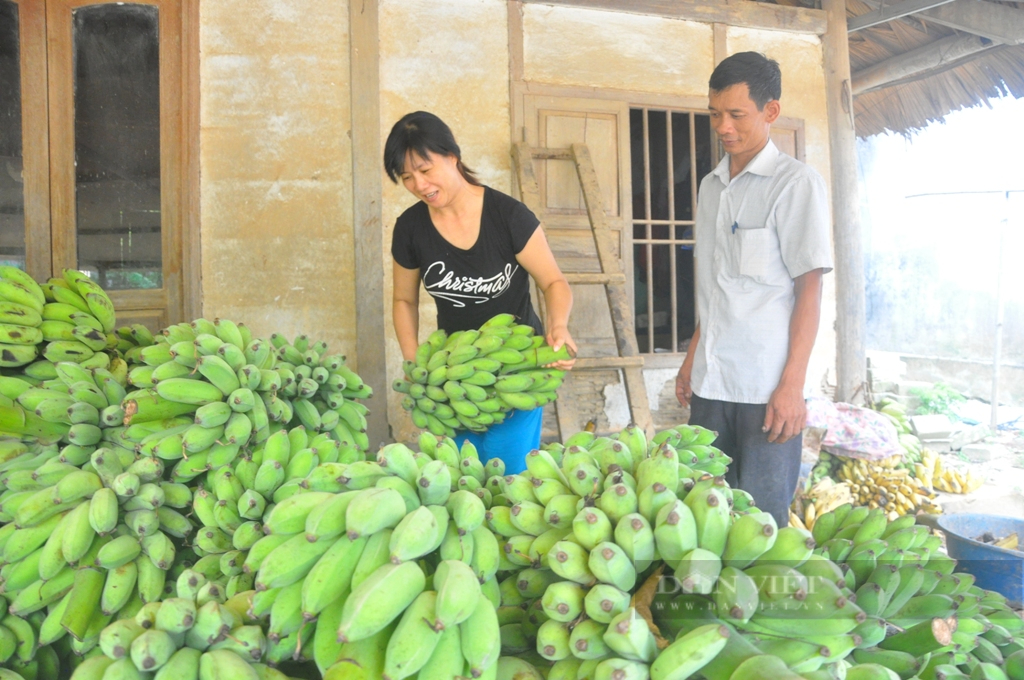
[
  {"left": 519, "top": 0, "right": 828, "bottom": 34},
  {"left": 349, "top": 0, "right": 389, "bottom": 447},
  {"left": 15, "top": 0, "right": 51, "bottom": 283},
  {"left": 909, "top": 0, "right": 1024, "bottom": 45},
  {"left": 859, "top": 0, "right": 1024, "bottom": 45},
  {"left": 921, "top": 0, "right": 1024, "bottom": 44},
  {"left": 531, "top": 148, "right": 575, "bottom": 161},
  {"left": 507, "top": 0, "right": 524, "bottom": 83},
  {"left": 713, "top": 23, "right": 729, "bottom": 64},
  {"left": 182, "top": 0, "right": 202, "bottom": 321},
  {"left": 573, "top": 356, "right": 645, "bottom": 370},
  {"left": 847, "top": 0, "right": 955, "bottom": 33},
  {"left": 852, "top": 33, "right": 993, "bottom": 94},
  {"left": 823, "top": 0, "right": 867, "bottom": 404}
]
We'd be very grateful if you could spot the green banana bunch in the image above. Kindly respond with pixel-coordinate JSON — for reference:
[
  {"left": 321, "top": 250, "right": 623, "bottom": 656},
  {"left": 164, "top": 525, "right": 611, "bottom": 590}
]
[
  {"left": 394, "top": 313, "right": 574, "bottom": 437},
  {"left": 83, "top": 563, "right": 270, "bottom": 677},
  {"left": 0, "top": 268, "right": 45, "bottom": 368},
  {"left": 0, "top": 275, "right": 389, "bottom": 674},
  {"left": 7, "top": 267, "right": 1021, "bottom": 680}
]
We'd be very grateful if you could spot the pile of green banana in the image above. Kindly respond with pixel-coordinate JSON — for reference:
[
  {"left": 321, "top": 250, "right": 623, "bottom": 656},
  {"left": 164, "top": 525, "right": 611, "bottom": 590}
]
[
  {"left": 0, "top": 348, "right": 374, "bottom": 679},
  {"left": 393, "top": 313, "right": 574, "bottom": 438},
  {"left": 114, "top": 318, "right": 374, "bottom": 461},
  {"left": 0, "top": 269, "right": 385, "bottom": 680},
  {"left": 797, "top": 503, "right": 1024, "bottom": 679},
  {"left": 468, "top": 424, "right": 755, "bottom": 679},
  {"left": 441, "top": 422, "right": 1023, "bottom": 680},
  {"left": 245, "top": 436, "right": 506, "bottom": 679},
  {"left": 2, "top": 393, "right": 1021, "bottom": 680},
  {"left": 0, "top": 267, "right": 117, "bottom": 370},
  {"left": 3, "top": 272, "right": 1024, "bottom": 680},
  {"left": 70, "top": 562, "right": 292, "bottom": 680}
]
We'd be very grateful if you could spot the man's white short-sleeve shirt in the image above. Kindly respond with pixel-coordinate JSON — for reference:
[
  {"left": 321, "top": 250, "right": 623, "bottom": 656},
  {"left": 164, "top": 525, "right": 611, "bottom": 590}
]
[{"left": 691, "top": 139, "right": 833, "bottom": 405}]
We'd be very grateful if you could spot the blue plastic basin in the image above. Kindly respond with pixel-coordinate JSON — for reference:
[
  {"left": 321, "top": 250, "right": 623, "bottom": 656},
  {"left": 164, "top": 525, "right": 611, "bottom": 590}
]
[{"left": 937, "top": 512, "right": 1024, "bottom": 608}]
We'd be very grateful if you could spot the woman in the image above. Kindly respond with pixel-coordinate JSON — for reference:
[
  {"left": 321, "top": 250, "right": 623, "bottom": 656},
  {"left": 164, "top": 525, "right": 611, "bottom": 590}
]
[{"left": 386, "top": 111, "right": 575, "bottom": 474}]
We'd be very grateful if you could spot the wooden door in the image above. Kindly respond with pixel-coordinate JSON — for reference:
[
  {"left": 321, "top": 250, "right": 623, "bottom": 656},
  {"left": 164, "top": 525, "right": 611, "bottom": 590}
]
[{"left": 521, "top": 95, "right": 632, "bottom": 359}]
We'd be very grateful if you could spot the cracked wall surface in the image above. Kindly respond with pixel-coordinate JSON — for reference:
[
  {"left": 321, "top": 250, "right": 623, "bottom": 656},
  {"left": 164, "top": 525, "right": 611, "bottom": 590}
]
[{"left": 199, "top": 0, "right": 356, "bottom": 360}]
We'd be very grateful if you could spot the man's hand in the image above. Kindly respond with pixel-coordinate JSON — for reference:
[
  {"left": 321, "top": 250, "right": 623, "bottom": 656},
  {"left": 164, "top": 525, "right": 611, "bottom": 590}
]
[
  {"left": 764, "top": 383, "right": 806, "bottom": 444},
  {"left": 675, "top": 358, "right": 694, "bottom": 407},
  {"left": 543, "top": 325, "right": 577, "bottom": 371}
]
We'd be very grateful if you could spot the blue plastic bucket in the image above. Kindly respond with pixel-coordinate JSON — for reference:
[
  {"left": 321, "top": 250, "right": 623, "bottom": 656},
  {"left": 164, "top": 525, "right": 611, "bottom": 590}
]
[{"left": 937, "top": 513, "right": 1024, "bottom": 608}]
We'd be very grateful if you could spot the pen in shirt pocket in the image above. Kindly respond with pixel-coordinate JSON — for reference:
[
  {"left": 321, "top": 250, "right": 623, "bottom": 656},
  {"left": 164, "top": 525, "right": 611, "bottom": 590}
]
[{"left": 732, "top": 222, "right": 765, "bottom": 233}]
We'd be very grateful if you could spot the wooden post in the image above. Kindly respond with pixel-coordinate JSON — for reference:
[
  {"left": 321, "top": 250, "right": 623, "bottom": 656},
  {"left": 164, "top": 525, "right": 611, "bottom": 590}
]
[
  {"left": 350, "top": 0, "right": 389, "bottom": 446},
  {"left": 713, "top": 23, "right": 729, "bottom": 64},
  {"left": 822, "top": 0, "right": 866, "bottom": 403},
  {"left": 182, "top": 0, "right": 202, "bottom": 321}
]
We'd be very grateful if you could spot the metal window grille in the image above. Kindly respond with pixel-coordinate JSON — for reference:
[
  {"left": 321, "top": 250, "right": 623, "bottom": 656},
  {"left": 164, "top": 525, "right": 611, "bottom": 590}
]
[{"left": 630, "top": 108, "right": 713, "bottom": 354}]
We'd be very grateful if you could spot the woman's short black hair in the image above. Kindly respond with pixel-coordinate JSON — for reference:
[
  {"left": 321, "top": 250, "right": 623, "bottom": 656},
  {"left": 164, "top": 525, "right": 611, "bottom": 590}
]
[
  {"left": 709, "top": 52, "right": 782, "bottom": 110},
  {"left": 383, "top": 111, "right": 480, "bottom": 186}
]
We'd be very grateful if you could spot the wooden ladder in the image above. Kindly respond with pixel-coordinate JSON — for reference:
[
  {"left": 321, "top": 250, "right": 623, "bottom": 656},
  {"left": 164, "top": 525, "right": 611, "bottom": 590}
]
[{"left": 512, "top": 141, "right": 654, "bottom": 440}]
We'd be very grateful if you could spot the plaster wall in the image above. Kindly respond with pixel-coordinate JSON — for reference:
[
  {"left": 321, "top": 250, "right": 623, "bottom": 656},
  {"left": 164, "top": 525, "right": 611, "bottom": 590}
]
[
  {"left": 379, "top": 0, "right": 513, "bottom": 442},
  {"left": 522, "top": 4, "right": 715, "bottom": 97},
  {"left": 199, "top": 0, "right": 356, "bottom": 360}
]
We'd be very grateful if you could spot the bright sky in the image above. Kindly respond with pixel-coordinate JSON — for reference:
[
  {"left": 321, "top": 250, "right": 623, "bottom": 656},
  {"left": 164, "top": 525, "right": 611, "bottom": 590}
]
[{"left": 858, "top": 95, "right": 1024, "bottom": 302}]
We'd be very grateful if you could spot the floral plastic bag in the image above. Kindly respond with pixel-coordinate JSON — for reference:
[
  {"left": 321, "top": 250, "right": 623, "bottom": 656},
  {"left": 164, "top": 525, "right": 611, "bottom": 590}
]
[{"left": 805, "top": 396, "right": 902, "bottom": 462}]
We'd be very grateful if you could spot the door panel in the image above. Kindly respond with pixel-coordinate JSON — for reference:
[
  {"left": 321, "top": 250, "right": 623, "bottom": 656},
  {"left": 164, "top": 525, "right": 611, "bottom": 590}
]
[
  {"left": 522, "top": 95, "right": 631, "bottom": 358},
  {"left": 771, "top": 127, "right": 797, "bottom": 158},
  {"left": 770, "top": 116, "right": 805, "bottom": 161},
  {"left": 540, "top": 111, "right": 619, "bottom": 217}
]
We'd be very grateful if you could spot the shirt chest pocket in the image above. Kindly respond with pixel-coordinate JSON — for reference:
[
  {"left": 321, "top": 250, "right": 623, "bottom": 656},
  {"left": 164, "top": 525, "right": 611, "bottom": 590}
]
[{"left": 736, "top": 227, "right": 770, "bottom": 279}]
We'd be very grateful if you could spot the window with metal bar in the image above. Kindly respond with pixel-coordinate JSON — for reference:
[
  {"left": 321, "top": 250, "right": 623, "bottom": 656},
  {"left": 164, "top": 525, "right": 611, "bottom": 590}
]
[{"left": 630, "top": 107, "right": 713, "bottom": 354}]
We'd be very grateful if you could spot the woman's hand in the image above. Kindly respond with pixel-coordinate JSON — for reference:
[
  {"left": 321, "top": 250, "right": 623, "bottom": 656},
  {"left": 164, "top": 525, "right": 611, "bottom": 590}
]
[
  {"left": 516, "top": 228, "right": 576, "bottom": 372},
  {"left": 544, "top": 324, "right": 577, "bottom": 371}
]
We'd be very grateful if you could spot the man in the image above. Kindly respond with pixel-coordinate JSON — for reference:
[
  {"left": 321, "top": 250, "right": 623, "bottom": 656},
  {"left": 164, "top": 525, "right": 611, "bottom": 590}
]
[{"left": 676, "top": 52, "right": 833, "bottom": 527}]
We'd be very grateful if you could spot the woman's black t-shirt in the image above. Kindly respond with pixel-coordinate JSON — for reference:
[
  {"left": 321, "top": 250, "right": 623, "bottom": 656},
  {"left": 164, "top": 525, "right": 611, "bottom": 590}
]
[{"left": 391, "top": 186, "right": 545, "bottom": 335}]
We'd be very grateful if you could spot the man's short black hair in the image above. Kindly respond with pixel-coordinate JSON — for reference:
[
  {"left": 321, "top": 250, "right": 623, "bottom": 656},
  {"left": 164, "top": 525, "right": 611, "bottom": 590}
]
[{"left": 709, "top": 52, "right": 782, "bottom": 110}]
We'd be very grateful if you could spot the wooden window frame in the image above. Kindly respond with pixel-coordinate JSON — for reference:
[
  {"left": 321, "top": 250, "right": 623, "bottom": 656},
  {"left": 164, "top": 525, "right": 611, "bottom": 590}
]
[
  {"left": 7, "top": 0, "right": 200, "bottom": 325},
  {"left": 771, "top": 115, "right": 806, "bottom": 163},
  {"left": 9, "top": 0, "right": 50, "bottom": 283},
  {"left": 516, "top": 0, "right": 828, "bottom": 35}
]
